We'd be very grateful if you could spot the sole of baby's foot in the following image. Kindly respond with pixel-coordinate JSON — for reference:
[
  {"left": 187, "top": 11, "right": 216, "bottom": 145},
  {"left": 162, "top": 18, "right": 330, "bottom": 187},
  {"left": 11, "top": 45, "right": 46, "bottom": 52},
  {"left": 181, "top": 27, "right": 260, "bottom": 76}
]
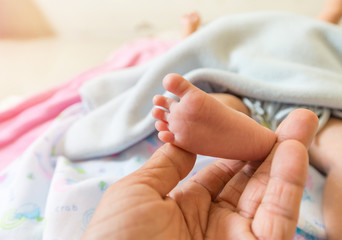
[{"left": 152, "top": 73, "right": 276, "bottom": 161}]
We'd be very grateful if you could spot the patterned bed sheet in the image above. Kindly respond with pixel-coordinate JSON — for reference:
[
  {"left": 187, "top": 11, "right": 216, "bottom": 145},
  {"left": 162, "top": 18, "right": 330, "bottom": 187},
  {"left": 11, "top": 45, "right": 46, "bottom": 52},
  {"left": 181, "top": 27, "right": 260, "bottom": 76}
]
[{"left": 0, "top": 102, "right": 326, "bottom": 239}]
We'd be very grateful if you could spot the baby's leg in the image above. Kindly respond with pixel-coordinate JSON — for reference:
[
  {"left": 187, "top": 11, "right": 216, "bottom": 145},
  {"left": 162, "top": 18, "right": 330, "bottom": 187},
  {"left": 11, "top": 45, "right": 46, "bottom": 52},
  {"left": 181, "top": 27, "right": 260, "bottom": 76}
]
[
  {"left": 152, "top": 73, "right": 276, "bottom": 161},
  {"left": 309, "top": 117, "right": 342, "bottom": 239}
]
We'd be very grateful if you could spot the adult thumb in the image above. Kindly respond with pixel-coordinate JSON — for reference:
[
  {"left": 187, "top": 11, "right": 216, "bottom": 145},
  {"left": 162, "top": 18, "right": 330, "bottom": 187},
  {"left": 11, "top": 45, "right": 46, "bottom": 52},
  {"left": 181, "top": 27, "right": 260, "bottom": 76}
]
[{"left": 124, "top": 143, "right": 196, "bottom": 196}]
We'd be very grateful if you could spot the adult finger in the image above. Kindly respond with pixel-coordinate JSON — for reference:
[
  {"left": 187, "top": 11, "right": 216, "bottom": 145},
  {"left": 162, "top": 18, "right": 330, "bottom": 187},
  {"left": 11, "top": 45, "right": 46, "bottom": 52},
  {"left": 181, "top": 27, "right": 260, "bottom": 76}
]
[
  {"left": 216, "top": 160, "right": 261, "bottom": 207},
  {"left": 276, "top": 108, "right": 319, "bottom": 148},
  {"left": 116, "top": 143, "right": 196, "bottom": 197},
  {"left": 185, "top": 158, "right": 247, "bottom": 200},
  {"left": 235, "top": 108, "right": 318, "bottom": 217},
  {"left": 252, "top": 139, "right": 308, "bottom": 240},
  {"left": 168, "top": 158, "right": 247, "bottom": 237}
]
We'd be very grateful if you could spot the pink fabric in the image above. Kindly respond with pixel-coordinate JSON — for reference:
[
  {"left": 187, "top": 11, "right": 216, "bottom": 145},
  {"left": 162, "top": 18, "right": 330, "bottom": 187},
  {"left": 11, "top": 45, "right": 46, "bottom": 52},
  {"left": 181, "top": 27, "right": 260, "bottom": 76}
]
[{"left": 0, "top": 38, "right": 177, "bottom": 171}]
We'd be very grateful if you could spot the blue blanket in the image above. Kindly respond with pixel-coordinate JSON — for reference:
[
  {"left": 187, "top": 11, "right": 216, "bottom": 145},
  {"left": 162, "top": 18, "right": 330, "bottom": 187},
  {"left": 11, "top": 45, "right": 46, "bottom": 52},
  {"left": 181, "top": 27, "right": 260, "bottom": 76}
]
[{"left": 59, "top": 12, "right": 342, "bottom": 160}]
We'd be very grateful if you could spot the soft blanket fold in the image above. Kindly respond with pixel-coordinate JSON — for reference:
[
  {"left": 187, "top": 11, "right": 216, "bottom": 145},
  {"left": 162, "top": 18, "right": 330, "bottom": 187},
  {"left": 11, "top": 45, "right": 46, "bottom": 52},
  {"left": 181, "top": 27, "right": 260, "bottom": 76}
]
[{"left": 59, "top": 12, "right": 342, "bottom": 160}]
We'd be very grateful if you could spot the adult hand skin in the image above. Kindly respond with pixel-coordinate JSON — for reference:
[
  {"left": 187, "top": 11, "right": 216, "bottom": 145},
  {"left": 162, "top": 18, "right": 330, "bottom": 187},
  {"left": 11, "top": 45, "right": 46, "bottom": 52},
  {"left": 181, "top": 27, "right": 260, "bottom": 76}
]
[{"left": 82, "top": 109, "right": 318, "bottom": 240}]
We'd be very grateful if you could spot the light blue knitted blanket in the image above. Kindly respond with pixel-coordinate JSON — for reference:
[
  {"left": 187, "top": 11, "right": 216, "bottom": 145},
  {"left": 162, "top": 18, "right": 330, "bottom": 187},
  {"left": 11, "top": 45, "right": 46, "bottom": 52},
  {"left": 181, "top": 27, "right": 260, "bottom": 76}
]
[{"left": 59, "top": 12, "right": 342, "bottom": 160}]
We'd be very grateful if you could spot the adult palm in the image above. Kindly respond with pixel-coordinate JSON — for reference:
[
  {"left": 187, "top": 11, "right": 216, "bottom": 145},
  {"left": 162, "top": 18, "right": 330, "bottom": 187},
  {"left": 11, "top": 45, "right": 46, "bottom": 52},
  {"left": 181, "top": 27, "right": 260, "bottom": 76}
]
[{"left": 83, "top": 109, "right": 318, "bottom": 240}]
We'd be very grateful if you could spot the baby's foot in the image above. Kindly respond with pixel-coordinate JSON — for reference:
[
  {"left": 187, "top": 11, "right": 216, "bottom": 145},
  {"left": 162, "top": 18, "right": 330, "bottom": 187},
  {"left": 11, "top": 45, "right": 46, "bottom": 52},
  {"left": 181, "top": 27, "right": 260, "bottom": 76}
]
[
  {"left": 181, "top": 12, "right": 201, "bottom": 38},
  {"left": 152, "top": 74, "right": 276, "bottom": 161},
  {"left": 317, "top": 0, "right": 342, "bottom": 24}
]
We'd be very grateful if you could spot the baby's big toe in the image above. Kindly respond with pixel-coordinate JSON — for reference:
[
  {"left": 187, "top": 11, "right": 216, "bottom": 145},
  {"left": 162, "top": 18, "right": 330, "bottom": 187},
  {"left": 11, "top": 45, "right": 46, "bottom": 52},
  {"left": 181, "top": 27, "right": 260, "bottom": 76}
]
[{"left": 163, "top": 74, "right": 193, "bottom": 98}]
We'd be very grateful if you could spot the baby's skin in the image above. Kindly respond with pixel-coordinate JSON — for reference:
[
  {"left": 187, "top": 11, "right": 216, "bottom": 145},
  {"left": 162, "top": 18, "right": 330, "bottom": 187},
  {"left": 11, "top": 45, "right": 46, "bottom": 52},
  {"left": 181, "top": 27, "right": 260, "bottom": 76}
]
[{"left": 152, "top": 73, "right": 277, "bottom": 161}]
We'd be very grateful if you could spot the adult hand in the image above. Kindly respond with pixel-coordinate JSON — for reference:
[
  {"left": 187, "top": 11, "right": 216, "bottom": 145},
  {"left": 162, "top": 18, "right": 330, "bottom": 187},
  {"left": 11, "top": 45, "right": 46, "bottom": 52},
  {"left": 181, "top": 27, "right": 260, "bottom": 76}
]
[{"left": 83, "top": 109, "right": 318, "bottom": 240}]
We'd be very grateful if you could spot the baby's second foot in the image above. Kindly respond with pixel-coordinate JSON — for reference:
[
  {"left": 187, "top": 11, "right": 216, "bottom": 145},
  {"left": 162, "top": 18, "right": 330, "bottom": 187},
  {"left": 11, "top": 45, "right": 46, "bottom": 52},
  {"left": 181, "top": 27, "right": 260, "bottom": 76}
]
[
  {"left": 181, "top": 12, "right": 201, "bottom": 38},
  {"left": 152, "top": 74, "right": 276, "bottom": 161},
  {"left": 317, "top": 0, "right": 342, "bottom": 24}
]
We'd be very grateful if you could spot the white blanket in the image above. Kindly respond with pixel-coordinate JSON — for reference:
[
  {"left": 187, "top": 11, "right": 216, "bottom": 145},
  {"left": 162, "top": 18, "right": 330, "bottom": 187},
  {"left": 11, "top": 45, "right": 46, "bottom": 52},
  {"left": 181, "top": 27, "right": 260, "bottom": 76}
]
[{"left": 58, "top": 12, "right": 342, "bottom": 160}]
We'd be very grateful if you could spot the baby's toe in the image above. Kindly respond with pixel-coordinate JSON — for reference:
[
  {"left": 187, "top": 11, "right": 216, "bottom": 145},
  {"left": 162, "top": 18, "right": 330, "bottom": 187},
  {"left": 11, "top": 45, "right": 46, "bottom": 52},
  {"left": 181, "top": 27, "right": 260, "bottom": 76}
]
[
  {"left": 155, "top": 120, "right": 169, "bottom": 132},
  {"left": 152, "top": 107, "right": 169, "bottom": 122},
  {"left": 153, "top": 95, "right": 174, "bottom": 110},
  {"left": 163, "top": 74, "right": 194, "bottom": 98},
  {"left": 158, "top": 131, "right": 175, "bottom": 143}
]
